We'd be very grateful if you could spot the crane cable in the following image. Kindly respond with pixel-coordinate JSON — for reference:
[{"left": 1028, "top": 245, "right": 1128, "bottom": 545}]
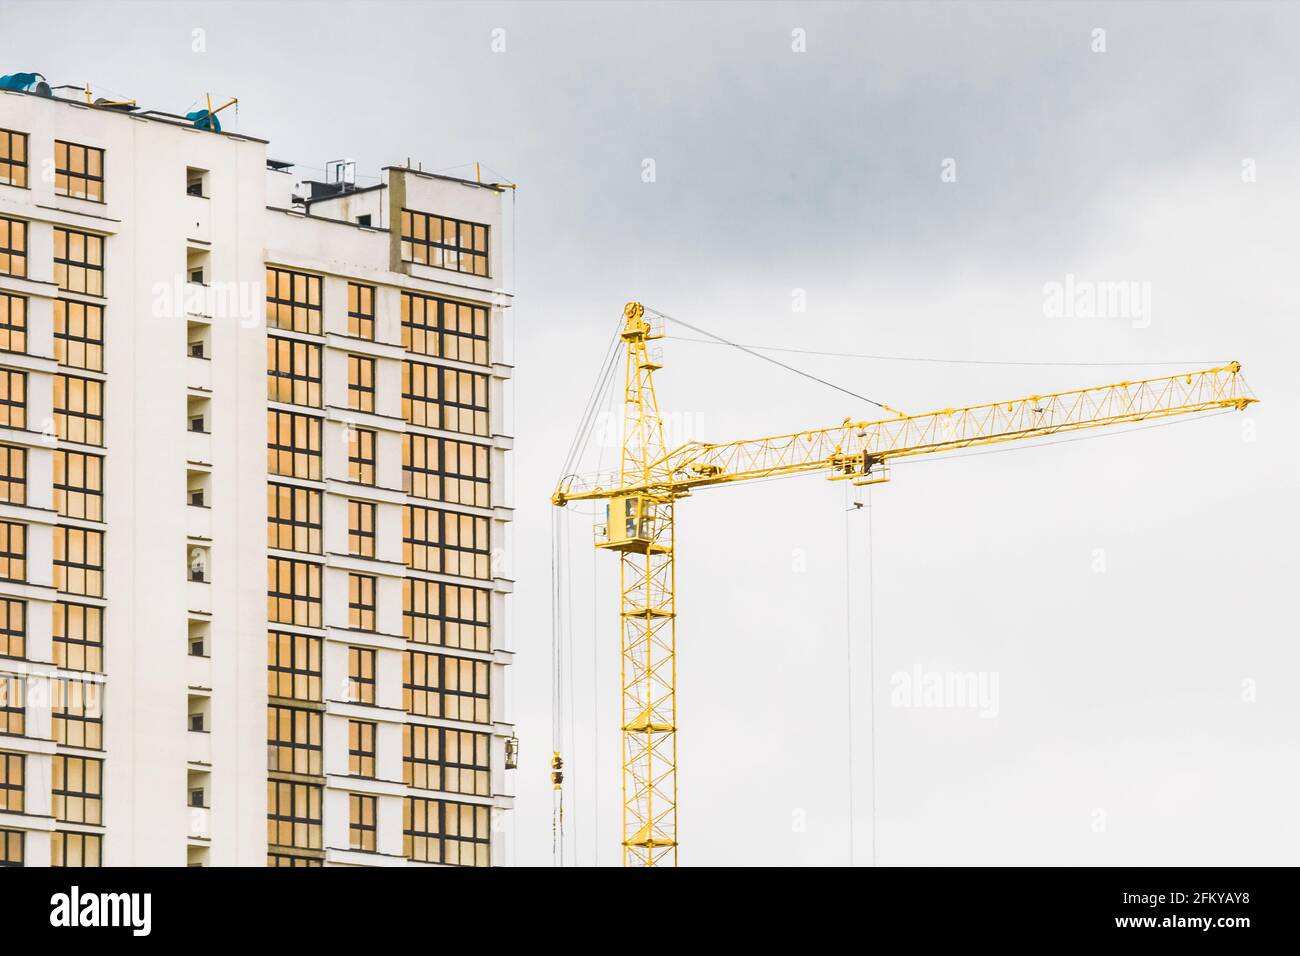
[
  {"left": 552, "top": 312, "right": 627, "bottom": 866},
  {"left": 647, "top": 308, "right": 908, "bottom": 417},
  {"left": 550, "top": 509, "right": 565, "bottom": 866},
  {"left": 665, "top": 334, "right": 1227, "bottom": 369}
]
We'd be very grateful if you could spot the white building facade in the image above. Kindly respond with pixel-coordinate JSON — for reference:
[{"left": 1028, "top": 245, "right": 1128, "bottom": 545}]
[{"left": 0, "top": 88, "right": 516, "bottom": 867}]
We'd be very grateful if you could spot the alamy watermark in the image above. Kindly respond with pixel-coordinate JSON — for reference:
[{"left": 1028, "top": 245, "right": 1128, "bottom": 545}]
[
  {"left": 1043, "top": 273, "right": 1152, "bottom": 328},
  {"left": 889, "top": 664, "right": 1000, "bottom": 718}
]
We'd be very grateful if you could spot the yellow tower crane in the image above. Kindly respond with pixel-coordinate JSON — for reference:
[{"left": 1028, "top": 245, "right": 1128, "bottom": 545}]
[{"left": 552, "top": 301, "right": 1257, "bottom": 867}]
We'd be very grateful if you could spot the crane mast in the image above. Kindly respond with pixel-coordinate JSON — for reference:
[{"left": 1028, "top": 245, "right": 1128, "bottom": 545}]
[{"left": 554, "top": 301, "right": 1256, "bottom": 866}]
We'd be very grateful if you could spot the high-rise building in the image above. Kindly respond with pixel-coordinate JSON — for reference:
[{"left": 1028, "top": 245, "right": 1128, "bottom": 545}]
[{"left": 0, "top": 85, "right": 516, "bottom": 867}]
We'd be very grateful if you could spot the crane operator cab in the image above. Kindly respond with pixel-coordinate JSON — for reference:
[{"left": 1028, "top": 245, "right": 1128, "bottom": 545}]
[{"left": 594, "top": 495, "right": 666, "bottom": 552}]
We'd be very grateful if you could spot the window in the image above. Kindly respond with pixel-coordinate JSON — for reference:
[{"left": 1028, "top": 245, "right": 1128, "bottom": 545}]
[
  {"left": 267, "top": 557, "right": 322, "bottom": 627},
  {"left": 53, "top": 450, "right": 102, "bottom": 520},
  {"left": 403, "top": 435, "right": 490, "bottom": 507},
  {"left": 51, "top": 830, "right": 101, "bottom": 867},
  {"left": 348, "top": 720, "right": 376, "bottom": 777},
  {"left": 347, "top": 282, "right": 375, "bottom": 340},
  {"left": 53, "top": 526, "right": 103, "bottom": 596},
  {"left": 0, "top": 752, "right": 22, "bottom": 811},
  {"left": 403, "top": 506, "right": 491, "bottom": 579},
  {"left": 0, "top": 130, "right": 27, "bottom": 188},
  {"left": 402, "top": 364, "right": 490, "bottom": 436},
  {"left": 54, "top": 141, "right": 104, "bottom": 202},
  {"left": 53, "top": 300, "right": 104, "bottom": 371},
  {"left": 0, "top": 828, "right": 20, "bottom": 867},
  {"left": 51, "top": 678, "right": 102, "bottom": 749},
  {"left": 53, "top": 228, "right": 104, "bottom": 296},
  {"left": 0, "top": 598, "right": 23, "bottom": 660},
  {"left": 401, "top": 360, "right": 438, "bottom": 429},
  {"left": 403, "top": 650, "right": 491, "bottom": 723},
  {"left": 52, "top": 754, "right": 102, "bottom": 824},
  {"left": 267, "top": 410, "right": 322, "bottom": 480},
  {"left": 265, "top": 267, "right": 322, "bottom": 335},
  {"left": 348, "top": 646, "right": 376, "bottom": 704},
  {"left": 0, "top": 294, "right": 25, "bottom": 353},
  {"left": 403, "top": 580, "right": 490, "bottom": 651},
  {"left": 441, "top": 368, "right": 491, "bottom": 436},
  {"left": 0, "top": 217, "right": 26, "bottom": 277},
  {"left": 0, "top": 674, "right": 21, "bottom": 736},
  {"left": 404, "top": 725, "right": 491, "bottom": 796},
  {"left": 267, "top": 852, "right": 320, "bottom": 868},
  {"left": 349, "top": 793, "right": 377, "bottom": 851},
  {"left": 348, "top": 427, "right": 376, "bottom": 485},
  {"left": 268, "top": 631, "right": 322, "bottom": 702},
  {"left": 53, "top": 603, "right": 102, "bottom": 672},
  {"left": 267, "top": 705, "right": 322, "bottom": 775},
  {"left": 401, "top": 292, "right": 489, "bottom": 365},
  {"left": 267, "top": 483, "right": 322, "bottom": 554},
  {"left": 347, "top": 355, "right": 375, "bottom": 412},
  {"left": 347, "top": 500, "right": 376, "bottom": 557},
  {"left": 348, "top": 574, "right": 376, "bottom": 632},
  {"left": 267, "top": 780, "right": 322, "bottom": 850},
  {"left": 0, "top": 445, "right": 25, "bottom": 505},
  {"left": 53, "top": 374, "right": 104, "bottom": 446},
  {"left": 400, "top": 209, "right": 489, "bottom": 277},
  {"left": 0, "top": 521, "right": 25, "bottom": 582},
  {"left": 403, "top": 797, "right": 490, "bottom": 866},
  {"left": 267, "top": 337, "right": 322, "bottom": 407},
  {"left": 0, "top": 369, "right": 25, "bottom": 428}
]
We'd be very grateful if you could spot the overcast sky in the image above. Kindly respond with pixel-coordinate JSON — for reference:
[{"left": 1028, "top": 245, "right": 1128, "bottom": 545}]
[{"left": 6, "top": 0, "right": 1297, "bottom": 866}]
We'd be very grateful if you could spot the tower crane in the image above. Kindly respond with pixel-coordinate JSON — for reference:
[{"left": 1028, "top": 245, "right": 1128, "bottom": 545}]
[{"left": 552, "top": 301, "right": 1257, "bottom": 867}]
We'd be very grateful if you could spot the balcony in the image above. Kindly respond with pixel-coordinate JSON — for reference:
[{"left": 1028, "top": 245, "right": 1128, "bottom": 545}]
[
  {"left": 186, "top": 353, "right": 211, "bottom": 390},
  {"left": 185, "top": 194, "right": 211, "bottom": 244}
]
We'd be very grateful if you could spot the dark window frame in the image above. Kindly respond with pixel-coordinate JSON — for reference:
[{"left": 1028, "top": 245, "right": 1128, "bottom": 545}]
[
  {"left": 0, "top": 369, "right": 26, "bottom": 430},
  {"left": 400, "top": 209, "right": 489, "bottom": 278},
  {"left": 0, "top": 216, "right": 27, "bottom": 278},
  {"left": 347, "top": 354, "right": 375, "bottom": 413},
  {"left": 52, "top": 753, "right": 103, "bottom": 825},
  {"left": 403, "top": 796, "right": 491, "bottom": 866},
  {"left": 267, "top": 704, "right": 323, "bottom": 776},
  {"left": 347, "top": 499, "right": 376, "bottom": 558},
  {"left": 53, "top": 449, "right": 103, "bottom": 521},
  {"left": 267, "top": 410, "right": 322, "bottom": 480},
  {"left": 400, "top": 291, "right": 490, "bottom": 366},
  {"left": 267, "top": 556, "right": 322, "bottom": 628},
  {"left": 53, "top": 227, "right": 104, "bottom": 296},
  {"left": 266, "top": 267, "right": 322, "bottom": 335},
  {"left": 347, "top": 645, "right": 376, "bottom": 704},
  {"left": 0, "top": 597, "right": 24, "bottom": 661},
  {"left": 0, "top": 293, "right": 26, "bottom": 354},
  {"left": 347, "top": 282, "right": 375, "bottom": 340},
  {"left": 0, "top": 520, "right": 25, "bottom": 583},
  {"left": 53, "top": 299, "right": 104, "bottom": 371},
  {"left": 54, "top": 140, "right": 105, "bottom": 203},
  {"left": 0, "top": 129, "right": 28, "bottom": 189},
  {"left": 267, "top": 482, "right": 323, "bottom": 554},
  {"left": 268, "top": 630, "right": 323, "bottom": 702},
  {"left": 267, "top": 779, "right": 323, "bottom": 851},
  {"left": 347, "top": 427, "right": 376, "bottom": 485},
  {"left": 348, "top": 573, "right": 376, "bottom": 632},
  {"left": 53, "top": 374, "right": 104, "bottom": 446},
  {"left": 267, "top": 336, "right": 323, "bottom": 408},
  {"left": 53, "top": 602, "right": 103, "bottom": 673},
  {"left": 349, "top": 793, "right": 377, "bottom": 851},
  {"left": 53, "top": 525, "right": 103, "bottom": 597},
  {"left": 348, "top": 718, "right": 376, "bottom": 778},
  {"left": 403, "top": 579, "right": 491, "bottom": 651},
  {"left": 402, "top": 648, "right": 491, "bottom": 723},
  {"left": 0, "top": 444, "right": 26, "bottom": 506}
]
